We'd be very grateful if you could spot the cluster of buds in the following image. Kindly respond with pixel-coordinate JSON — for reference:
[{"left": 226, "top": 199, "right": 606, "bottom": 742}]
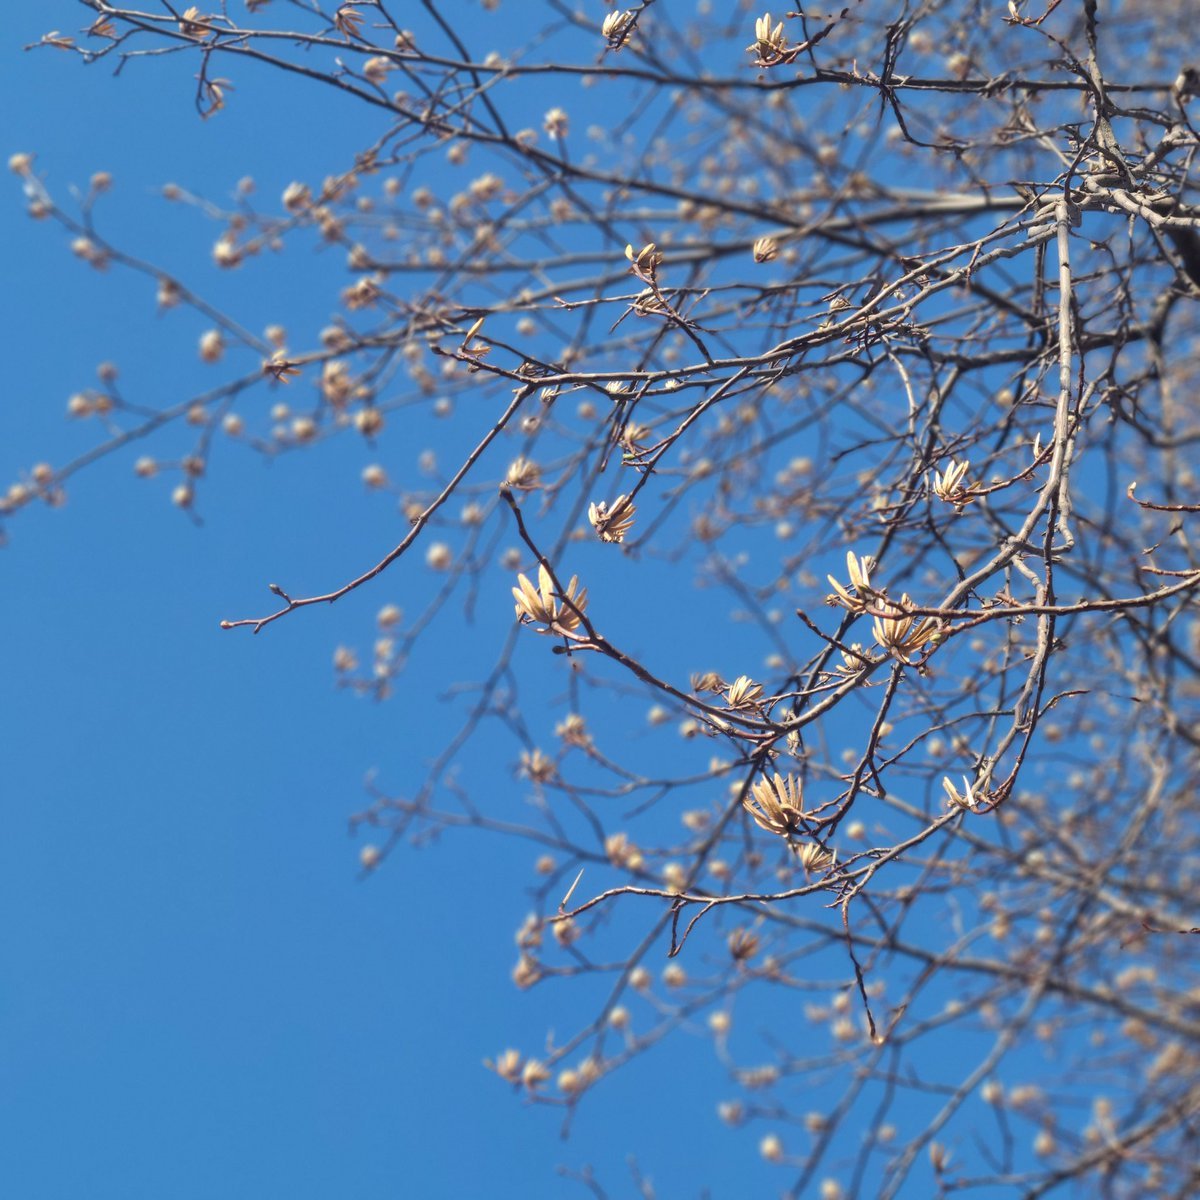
[
  {"left": 827, "top": 551, "right": 877, "bottom": 614},
  {"left": 512, "top": 563, "right": 589, "bottom": 635},
  {"left": 625, "top": 241, "right": 663, "bottom": 284},
  {"left": 835, "top": 643, "right": 875, "bottom": 674},
  {"left": 796, "top": 841, "right": 835, "bottom": 876},
  {"left": 753, "top": 235, "right": 780, "bottom": 263},
  {"left": 543, "top": 107, "right": 569, "bottom": 139},
  {"left": 333, "top": 3, "right": 364, "bottom": 39},
  {"left": 692, "top": 671, "right": 726, "bottom": 694},
  {"left": 605, "top": 832, "right": 645, "bottom": 871},
  {"left": 485, "top": 1049, "right": 552, "bottom": 1091},
  {"left": 601, "top": 10, "right": 635, "bottom": 50},
  {"left": 942, "top": 775, "right": 987, "bottom": 812},
  {"left": 828, "top": 552, "right": 942, "bottom": 665},
  {"left": 870, "top": 595, "right": 941, "bottom": 665},
  {"left": 743, "top": 773, "right": 807, "bottom": 839},
  {"left": 747, "top": 13, "right": 797, "bottom": 67},
  {"left": 587, "top": 494, "right": 636, "bottom": 543},
  {"left": 726, "top": 675, "right": 764, "bottom": 709},
  {"left": 505, "top": 456, "right": 541, "bottom": 490},
  {"left": 631, "top": 288, "right": 669, "bottom": 317},
  {"left": 931, "top": 458, "right": 977, "bottom": 508},
  {"left": 555, "top": 712, "right": 592, "bottom": 748},
  {"left": 520, "top": 748, "right": 555, "bottom": 783},
  {"left": 178, "top": 7, "right": 215, "bottom": 39}
]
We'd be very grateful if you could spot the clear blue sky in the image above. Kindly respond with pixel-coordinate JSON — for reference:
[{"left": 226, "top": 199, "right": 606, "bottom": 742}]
[{"left": 0, "top": 6, "right": 798, "bottom": 1198}]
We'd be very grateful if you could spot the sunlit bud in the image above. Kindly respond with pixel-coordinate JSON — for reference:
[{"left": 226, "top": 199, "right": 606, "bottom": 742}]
[
  {"left": 753, "top": 235, "right": 779, "bottom": 262},
  {"left": 511, "top": 954, "right": 542, "bottom": 990},
  {"left": 8, "top": 152, "right": 34, "bottom": 176},
  {"left": 946, "top": 51, "right": 971, "bottom": 79},
  {"left": 717, "top": 1101, "right": 744, "bottom": 1126},
  {"left": 760, "top": 1134, "right": 784, "bottom": 1163},
  {"left": 359, "top": 845, "right": 381, "bottom": 870},
  {"left": 662, "top": 963, "right": 686, "bottom": 988},
  {"left": 425, "top": 542, "right": 452, "bottom": 570},
  {"left": 376, "top": 604, "right": 402, "bottom": 629},
  {"left": 282, "top": 181, "right": 311, "bottom": 211},
  {"left": 71, "top": 237, "right": 106, "bottom": 267},
  {"left": 354, "top": 408, "right": 384, "bottom": 436},
  {"left": 521, "top": 1059, "right": 550, "bottom": 1089},
  {"left": 199, "top": 330, "right": 224, "bottom": 363},
  {"left": 172, "top": 484, "right": 194, "bottom": 508}
]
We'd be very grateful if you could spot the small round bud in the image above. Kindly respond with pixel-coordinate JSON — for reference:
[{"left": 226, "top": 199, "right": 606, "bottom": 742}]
[
  {"left": 355, "top": 408, "right": 384, "bottom": 437},
  {"left": 213, "top": 238, "right": 241, "bottom": 268},
  {"left": 760, "top": 1135, "right": 784, "bottom": 1164},
  {"left": 199, "top": 330, "right": 225, "bottom": 363},
  {"left": 359, "top": 845, "right": 381, "bottom": 870}
]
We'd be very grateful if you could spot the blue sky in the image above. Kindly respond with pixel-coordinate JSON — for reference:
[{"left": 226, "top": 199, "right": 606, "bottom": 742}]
[{"left": 0, "top": 6, "right": 799, "bottom": 1198}]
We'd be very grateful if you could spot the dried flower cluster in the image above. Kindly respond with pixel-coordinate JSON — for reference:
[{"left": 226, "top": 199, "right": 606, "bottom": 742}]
[{"left": 512, "top": 564, "right": 588, "bottom": 635}]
